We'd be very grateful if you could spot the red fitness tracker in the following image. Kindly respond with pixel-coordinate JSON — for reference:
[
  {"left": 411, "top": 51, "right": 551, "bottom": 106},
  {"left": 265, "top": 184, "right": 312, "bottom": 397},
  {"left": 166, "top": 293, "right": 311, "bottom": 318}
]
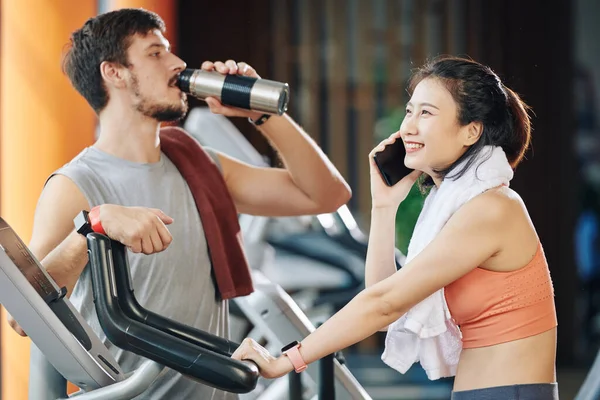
[
  {"left": 88, "top": 206, "right": 106, "bottom": 235},
  {"left": 74, "top": 207, "right": 105, "bottom": 237}
]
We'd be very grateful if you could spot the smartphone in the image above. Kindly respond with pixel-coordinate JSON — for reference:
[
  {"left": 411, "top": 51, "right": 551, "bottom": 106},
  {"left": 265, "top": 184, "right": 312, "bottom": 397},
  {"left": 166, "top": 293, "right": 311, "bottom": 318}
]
[{"left": 373, "top": 138, "right": 412, "bottom": 187}]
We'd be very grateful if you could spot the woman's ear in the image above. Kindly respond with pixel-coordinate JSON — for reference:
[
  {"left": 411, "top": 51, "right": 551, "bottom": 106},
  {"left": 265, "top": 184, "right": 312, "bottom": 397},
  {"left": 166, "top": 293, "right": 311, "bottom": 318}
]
[
  {"left": 100, "top": 61, "right": 127, "bottom": 89},
  {"left": 464, "top": 121, "right": 483, "bottom": 146}
]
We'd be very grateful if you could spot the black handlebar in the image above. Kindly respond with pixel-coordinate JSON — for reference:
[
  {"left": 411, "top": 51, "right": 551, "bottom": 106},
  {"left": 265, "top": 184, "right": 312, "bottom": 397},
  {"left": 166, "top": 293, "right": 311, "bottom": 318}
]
[
  {"left": 109, "top": 241, "right": 239, "bottom": 357},
  {"left": 86, "top": 233, "right": 259, "bottom": 394}
]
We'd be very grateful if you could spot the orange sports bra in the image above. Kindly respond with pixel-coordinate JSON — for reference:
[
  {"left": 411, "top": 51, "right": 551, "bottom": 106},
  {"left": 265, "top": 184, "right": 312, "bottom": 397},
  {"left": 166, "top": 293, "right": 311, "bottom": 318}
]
[{"left": 444, "top": 242, "right": 557, "bottom": 349}]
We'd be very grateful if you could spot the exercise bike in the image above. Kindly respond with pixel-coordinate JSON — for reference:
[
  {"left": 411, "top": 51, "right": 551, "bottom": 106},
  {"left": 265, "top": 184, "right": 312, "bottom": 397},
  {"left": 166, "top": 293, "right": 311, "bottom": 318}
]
[{"left": 0, "top": 218, "right": 258, "bottom": 400}]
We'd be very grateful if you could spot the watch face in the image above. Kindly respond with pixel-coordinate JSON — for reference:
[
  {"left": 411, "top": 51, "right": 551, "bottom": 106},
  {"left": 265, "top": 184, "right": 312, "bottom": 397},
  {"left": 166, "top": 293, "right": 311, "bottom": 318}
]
[{"left": 281, "top": 340, "right": 299, "bottom": 353}]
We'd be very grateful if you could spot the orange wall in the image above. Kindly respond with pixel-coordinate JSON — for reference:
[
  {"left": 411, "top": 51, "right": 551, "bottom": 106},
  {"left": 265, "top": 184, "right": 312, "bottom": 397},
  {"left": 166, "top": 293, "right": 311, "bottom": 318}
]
[
  {"left": 0, "top": 1, "right": 177, "bottom": 399},
  {"left": 0, "top": 1, "right": 97, "bottom": 399}
]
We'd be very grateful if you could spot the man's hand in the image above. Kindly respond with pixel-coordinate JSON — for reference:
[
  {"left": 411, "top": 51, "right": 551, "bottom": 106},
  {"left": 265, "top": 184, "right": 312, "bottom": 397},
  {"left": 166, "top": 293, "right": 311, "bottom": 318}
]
[
  {"left": 5, "top": 205, "right": 174, "bottom": 337},
  {"left": 200, "top": 60, "right": 263, "bottom": 121},
  {"left": 98, "top": 205, "right": 174, "bottom": 254},
  {"left": 7, "top": 312, "right": 27, "bottom": 337}
]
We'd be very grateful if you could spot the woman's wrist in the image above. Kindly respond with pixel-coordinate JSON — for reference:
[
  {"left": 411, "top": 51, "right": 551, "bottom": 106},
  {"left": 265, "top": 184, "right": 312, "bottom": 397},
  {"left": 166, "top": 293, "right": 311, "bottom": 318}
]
[
  {"left": 275, "top": 355, "right": 295, "bottom": 377},
  {"left": 371, "top": 204, "right": 399, "bottom": 215}
]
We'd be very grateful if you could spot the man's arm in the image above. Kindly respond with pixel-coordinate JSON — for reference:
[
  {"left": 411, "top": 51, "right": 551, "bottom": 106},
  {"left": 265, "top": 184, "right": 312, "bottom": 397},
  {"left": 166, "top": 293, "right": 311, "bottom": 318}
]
[
  {"left": 216, "top": 114, "right": 351, "bottom": 216},
  {"left": 7, "top": 175, "right": 91, "bottom": 336},
  {"left": 201, "top": 60, "right": 352, "bottom": 217},
  {"left": 7, "top": 174, "right": 174, "bottom": 336},
  {"left": 28, "top": 175, "right": 92, "bottom": 292}
]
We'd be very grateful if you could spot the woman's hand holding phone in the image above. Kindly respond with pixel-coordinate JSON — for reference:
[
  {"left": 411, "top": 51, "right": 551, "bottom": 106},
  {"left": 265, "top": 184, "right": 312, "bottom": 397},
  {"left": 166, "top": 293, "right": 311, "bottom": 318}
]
[{"left": 369, "top": 132, "right": 422, "bottom": 210}]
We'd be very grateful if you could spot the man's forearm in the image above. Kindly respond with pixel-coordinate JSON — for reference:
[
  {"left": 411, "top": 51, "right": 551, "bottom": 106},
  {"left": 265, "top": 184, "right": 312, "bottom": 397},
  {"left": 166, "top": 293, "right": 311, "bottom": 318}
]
[
  {"left": 258, "top": 114, "right": 351, "bottom": 205},
  {"left": 43, "top": 230, "right": 89, "bottom": 297}
]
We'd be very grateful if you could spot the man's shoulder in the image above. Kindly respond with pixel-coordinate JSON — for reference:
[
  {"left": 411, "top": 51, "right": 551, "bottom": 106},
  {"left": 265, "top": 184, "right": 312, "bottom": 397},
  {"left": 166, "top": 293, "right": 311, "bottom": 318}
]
[
  {"left": 56, "top": 147, "right": 95, "bottom": 172},
  {"left": 47, "top": 147, "right": 119, "bottom": 195}
]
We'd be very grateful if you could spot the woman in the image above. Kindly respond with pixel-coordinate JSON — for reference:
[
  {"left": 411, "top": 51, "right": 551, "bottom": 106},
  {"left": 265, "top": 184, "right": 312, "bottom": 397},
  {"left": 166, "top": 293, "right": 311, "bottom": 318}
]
[{"left": 232, "top": 56, "right": 558, "bottom": 399}]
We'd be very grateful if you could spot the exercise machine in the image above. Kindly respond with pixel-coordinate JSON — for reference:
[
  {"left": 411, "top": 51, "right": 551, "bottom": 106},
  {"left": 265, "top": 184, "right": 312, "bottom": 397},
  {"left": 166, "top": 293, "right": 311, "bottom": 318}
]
[
  {"left": 234, "top": 270, "right": 372, "bottom": 400},
  {"left": 0, "top": 218, "right": 258, "bottom": 399},
  {"left": 575, "top": 348, "right": 600, "bottom": 400}
]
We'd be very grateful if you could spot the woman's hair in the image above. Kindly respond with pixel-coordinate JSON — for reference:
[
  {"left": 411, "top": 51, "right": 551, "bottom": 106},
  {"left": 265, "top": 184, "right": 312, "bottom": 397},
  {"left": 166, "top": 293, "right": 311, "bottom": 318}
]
[{"left": 408, "top": 56, "right": 531, "bottom": 187}]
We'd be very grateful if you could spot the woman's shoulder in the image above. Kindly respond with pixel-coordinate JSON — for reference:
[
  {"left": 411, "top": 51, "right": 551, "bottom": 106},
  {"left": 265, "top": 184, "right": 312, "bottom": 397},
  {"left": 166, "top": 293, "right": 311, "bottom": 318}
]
[
  {"left": 473, "top": 187, "right": 539, "bottom": 270},
  {"left": 460, "top": 186, "right": 526, "bottom": 225}
]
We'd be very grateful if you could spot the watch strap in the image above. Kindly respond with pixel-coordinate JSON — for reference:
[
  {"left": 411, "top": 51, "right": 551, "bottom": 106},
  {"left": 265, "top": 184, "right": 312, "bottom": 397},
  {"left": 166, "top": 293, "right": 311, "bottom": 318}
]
[
  {"left": 248, "top": 114, "right": 271, "bottom": 126},
  {"left": 283, "top": 343, "right": 307, "bottom": 373}
]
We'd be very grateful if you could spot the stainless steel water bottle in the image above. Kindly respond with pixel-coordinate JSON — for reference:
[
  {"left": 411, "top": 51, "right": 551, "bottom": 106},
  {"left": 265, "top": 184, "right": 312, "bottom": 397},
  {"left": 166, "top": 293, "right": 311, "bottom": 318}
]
[{"left": 177, "top": 69, "right": 290, "bottom": 116}]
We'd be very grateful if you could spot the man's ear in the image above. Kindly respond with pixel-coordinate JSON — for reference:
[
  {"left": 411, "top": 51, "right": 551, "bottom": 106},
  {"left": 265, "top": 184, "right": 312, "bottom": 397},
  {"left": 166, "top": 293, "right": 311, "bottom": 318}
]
[
  {"left": 100, "top": 61, "right": 127, "bottom": 89},
  {"left": 463, "top": 121, "right": 483, "bottom": 146}
]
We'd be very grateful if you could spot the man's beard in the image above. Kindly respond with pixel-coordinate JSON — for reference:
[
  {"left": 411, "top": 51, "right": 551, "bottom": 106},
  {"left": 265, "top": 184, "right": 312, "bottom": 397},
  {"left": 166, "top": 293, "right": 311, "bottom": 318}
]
[{"left": 130, "top": 73, "right": 189, "bottom": 122}]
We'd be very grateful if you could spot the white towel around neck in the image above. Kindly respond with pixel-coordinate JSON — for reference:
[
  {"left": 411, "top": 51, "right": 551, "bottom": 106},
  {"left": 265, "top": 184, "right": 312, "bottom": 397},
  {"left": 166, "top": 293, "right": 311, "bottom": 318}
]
[{"left": 381, "top": 145, "right": 514, "bottom": 380}]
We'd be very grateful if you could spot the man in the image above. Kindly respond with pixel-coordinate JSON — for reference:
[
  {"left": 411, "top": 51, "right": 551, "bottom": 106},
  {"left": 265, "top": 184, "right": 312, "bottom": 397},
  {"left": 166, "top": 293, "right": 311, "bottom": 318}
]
[{"left": 8, "top": 8, "right": 351, "bottom": 399}]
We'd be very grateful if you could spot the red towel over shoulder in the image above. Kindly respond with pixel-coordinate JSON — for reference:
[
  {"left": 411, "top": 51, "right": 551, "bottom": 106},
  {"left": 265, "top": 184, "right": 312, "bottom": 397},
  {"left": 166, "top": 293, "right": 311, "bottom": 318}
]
[{"left": 159, "top": 126, "right": 254, "bottom": 300}]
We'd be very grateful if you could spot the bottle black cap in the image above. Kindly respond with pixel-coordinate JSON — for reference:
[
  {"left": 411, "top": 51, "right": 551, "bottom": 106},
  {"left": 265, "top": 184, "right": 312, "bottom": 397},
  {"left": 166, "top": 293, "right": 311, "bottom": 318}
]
[{"left": 177, "top": 69, "right": 194, "bottom": 93}]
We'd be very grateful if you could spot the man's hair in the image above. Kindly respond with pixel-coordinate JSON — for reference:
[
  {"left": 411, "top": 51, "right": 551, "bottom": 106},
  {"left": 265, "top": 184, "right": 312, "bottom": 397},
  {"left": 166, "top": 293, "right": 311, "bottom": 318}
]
[{"left": 62, "top": 8, "right": 165, "bottom": 113}]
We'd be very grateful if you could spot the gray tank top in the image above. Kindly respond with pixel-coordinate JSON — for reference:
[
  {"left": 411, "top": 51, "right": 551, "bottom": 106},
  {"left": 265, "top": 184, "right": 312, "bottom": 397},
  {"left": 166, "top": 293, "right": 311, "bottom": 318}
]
[{"left": 54, "top": 146, "right": 238, "bottom": 400}]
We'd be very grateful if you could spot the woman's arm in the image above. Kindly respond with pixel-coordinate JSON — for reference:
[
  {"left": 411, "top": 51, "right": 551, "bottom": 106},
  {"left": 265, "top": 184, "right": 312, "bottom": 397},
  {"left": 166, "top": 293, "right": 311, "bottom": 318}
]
[
  {"left": 233, "top": 190, "right": 515, "bottom": 378},
  {"left": 364, "top": 207, "right": 398, "bottom": 288},
  {"left": 364, "top": 137, "right": 420, "bottom": 288}
]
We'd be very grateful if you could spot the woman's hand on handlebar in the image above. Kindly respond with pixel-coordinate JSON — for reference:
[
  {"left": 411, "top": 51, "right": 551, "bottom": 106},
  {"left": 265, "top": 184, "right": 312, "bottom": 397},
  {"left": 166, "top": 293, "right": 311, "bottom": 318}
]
[
  {"left": 97, "top": 205, "right": 174, "bottom": 255},
  {"left": 232, "top": 338, "right": 293, "bottom": 379}
]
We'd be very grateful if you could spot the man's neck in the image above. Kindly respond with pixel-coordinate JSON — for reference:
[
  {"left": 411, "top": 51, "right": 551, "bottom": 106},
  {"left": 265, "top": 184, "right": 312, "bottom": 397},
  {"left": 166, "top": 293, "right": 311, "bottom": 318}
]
[{"left": 95, "top": 106, "right": 162, "bottom": 164}]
